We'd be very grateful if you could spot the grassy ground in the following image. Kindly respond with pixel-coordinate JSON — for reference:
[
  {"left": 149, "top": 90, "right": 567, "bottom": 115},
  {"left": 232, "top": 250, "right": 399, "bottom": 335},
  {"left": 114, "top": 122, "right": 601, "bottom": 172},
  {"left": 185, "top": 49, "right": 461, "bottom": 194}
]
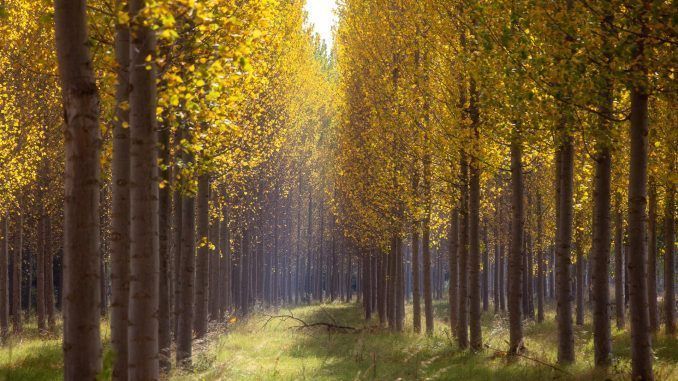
[
  {"left": 173, "top": 301, "right": 678, "bottom": 381},
  {"left": 0, "top": 303, "right": 675, "bottom": 380}
]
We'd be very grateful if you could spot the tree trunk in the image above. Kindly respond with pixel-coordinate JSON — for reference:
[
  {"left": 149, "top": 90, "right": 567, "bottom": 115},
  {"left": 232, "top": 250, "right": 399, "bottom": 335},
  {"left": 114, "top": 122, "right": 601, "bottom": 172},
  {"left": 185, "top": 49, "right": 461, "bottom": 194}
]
[
  {"left": 0, "top": 216, "right": 8, "bottom": 341},
  {"left": 448, "top": 210, "right": 458, "bottom": 334},
  {"left": 482, "top": 226, "right": 489, "bottom": 313},
  {"left": 176, "top": 184, "right": 195, "bottom": 367},
  {"left": 111, "top": 44, "right": 131, "bottom": 369},
  {"left": 422, "top": 154, "right": 434, "bottom": 335},
  {"left": 409, "top": 222, "right": 419, "bottom": 333},
  {"left": 158, "top": 120, "right": 171, "bottom": 371},
  {"left": 12, "top": 212, "right": 22, "bottom": 333},
  {"left": 457, "top": 158, "right": 469, "bottom": 348},
  {"left": 536, "top": 194, "right": 545, "bottom": 323},
  {"left": 591, "top": 18, "right": 613, "bottom": 362},
  {"left": 627, "top": 4, "right": 654, "bottom": 376},
  {"left": 469, "top": 95, "right": 482, "bottom": 349},
  {"left": 194, "top": 176, "right": 209, "bottom": 338},
  {"left": 37, "top": 208, "right": 46, "bottom": 332},
  {"left": 648, "top": 182, "right": 658, "bottom": 331},
  {"left": 555, "top": 127, "right": 575, "bottom": 363},
  {"left": 45, "top": 216, "right": 55, "bottom": 331},
  {"left": 209, "top": 193, "right": 221, "bottom": 320},
  {"left": 576, "top": 241, "right": 584, "bottom": 326},
  {"left": 664, "top": 175, "right": 675, "bottom": 334},
  {"left": 614, "top": 197, "right": 625, "bottom": 329},
  {"left": 172, "top": 187, "right": 183, "bottom": 336},
  {"left": 508, "top": 130, "right": 524, "bottom": 354},
  {"left": 54, "top": 0, "right": 103, "bottom": 375},
  {"left": 127, "top": 1, "right": 159, "bottom": 375}
]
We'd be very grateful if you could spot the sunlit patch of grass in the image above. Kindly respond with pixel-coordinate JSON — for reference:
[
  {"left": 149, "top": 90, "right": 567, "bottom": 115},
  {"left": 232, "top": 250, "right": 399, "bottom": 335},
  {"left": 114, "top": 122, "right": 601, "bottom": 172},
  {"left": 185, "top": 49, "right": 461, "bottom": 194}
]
[
  {"left": 187, "top": 301, "right": 677, "bottom": 381},
  {"left": 0, "top": 315, "right": 112, "bottom": 381}
]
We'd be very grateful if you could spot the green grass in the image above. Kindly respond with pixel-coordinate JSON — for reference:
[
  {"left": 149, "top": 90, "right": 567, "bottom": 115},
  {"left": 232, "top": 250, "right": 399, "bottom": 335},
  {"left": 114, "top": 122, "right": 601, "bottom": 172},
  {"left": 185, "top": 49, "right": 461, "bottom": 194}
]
[
  {"left": 176, "top": 301, "right": 678, "bottom": 381},
  {"left": 0, "top": 316, "right": 112, "bottom": 381},
  {"left": 0, "top": 303, "right": 675, "bottom": 380}
]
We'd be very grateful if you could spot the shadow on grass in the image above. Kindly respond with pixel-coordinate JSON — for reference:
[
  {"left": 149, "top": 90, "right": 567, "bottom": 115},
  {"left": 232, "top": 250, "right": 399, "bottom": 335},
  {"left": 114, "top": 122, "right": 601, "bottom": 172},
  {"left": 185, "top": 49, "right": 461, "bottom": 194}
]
[{"left": 273, "top": 303, "right": 576, "bottom": 381}]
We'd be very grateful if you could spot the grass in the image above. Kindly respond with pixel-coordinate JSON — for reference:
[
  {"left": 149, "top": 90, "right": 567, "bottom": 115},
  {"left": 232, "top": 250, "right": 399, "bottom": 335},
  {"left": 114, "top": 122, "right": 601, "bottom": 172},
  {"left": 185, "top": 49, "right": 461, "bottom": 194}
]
[
  {"left": 0, "top": 316, "right": 112, "bottom": 381},
  {"left": 0, "top": 303, "right": 675, "bottom": 380},
  {"left": 176, "top": 301, "right": 678, "bottom": 381}
]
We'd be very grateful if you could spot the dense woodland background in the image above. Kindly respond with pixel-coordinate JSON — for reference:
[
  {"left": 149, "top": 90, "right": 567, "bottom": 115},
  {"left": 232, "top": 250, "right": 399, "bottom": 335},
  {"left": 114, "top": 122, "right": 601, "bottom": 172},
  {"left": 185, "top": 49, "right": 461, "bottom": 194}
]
[{"left": 0, "top": 0, "right": 675, "bottom": 380}]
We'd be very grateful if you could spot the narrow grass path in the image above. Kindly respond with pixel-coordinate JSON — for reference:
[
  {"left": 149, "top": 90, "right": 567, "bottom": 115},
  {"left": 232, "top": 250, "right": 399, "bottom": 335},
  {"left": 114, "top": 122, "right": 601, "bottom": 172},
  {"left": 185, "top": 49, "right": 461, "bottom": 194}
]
[
  {"left": 0, "top": 303, "right": 675, "bottom": 380},
  {"left": 171, "top": 302, "right": 677, "bottom": 381}
]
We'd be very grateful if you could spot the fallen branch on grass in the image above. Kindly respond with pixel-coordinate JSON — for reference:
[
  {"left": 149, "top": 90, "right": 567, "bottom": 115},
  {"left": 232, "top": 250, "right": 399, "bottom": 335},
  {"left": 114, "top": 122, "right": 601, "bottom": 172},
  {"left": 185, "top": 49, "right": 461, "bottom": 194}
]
[
  {"left": 484, "top": 343, "right": 572, "bottom": 375},
  {"left": 263, "top": 311, "right": 359, "bottom": 333}
]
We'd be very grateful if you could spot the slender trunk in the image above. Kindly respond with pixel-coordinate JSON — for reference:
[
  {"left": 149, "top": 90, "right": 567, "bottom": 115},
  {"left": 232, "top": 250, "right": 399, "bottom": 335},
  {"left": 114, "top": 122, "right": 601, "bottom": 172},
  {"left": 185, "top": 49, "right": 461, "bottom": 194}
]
[
  {"left": 614, "top": 199, "right": 625, "bottom": 329},
  {"left": 363, "top": 252, "right": 371, "bottom": 320},
  {"left": 176, "top": 184, "right": 195, "bottom": 367},
  {"left": 494, "top": 210, "right": 500, "bottom": 315},
  {"left": 664, "top": 176, "right": 675, "bottom": 334},
  {"left": 54, "top": 0, "right": 103, "bottom": 374},
  {"left": 592, "top": 30, "right": 613, "bottom": 362},
  {"left": 648, "top": 182, "right": 658, "bottom": 331},
  {"left": 172, "top": 187, "right": 183, "bottom": 336},
  {"left": 0, "top": 216, "right": 8, "bottom": 341},
  {"left": 128, "top": 0, "right": 160, "bottom": 374},
  {"left": 627, "top": 3, "right": 654, "bottom": 376},
  {"left": 508, "top": 129, "right": 524, "bottom": 354},
  {"left": 448, "top": 210, "right": 458, "bottom": 334},
  {"left": 412, "top": 221, "right": 421, "bottom": 333},
  {"left": 12, "top": 212, "right": 22, "bottom": 333},
  {"left": 536, "top": 195, "right": 545, "bottom": 323},
  {"left": 555, "top": 128, "right": 575, "bottom": 363},
  {"left": 576, "top": 241, "right": 584, "bottom": 326},
  {"left": 37, "top": 208, "right": 46, "bottom": 332},
  {"left": 482, "top": 226, "right": 489, "bottom": 313},
  {"left": 158, "top": 122, "right": 171, "bottom": 371},
  {"left": 194, "top": 176, "right": 209, "bottom": 338},
  {"left": 469, "top": 98, "right": 482, "bottom": 350},
  {"left": 45, "top": 216, "right": 55, "bottom": 330},
  {"left": 208, "top": 198, "right": 220, "bottom": 320},
  {"left": 457, "top": 159, "right": 469, "bottom": 347}
]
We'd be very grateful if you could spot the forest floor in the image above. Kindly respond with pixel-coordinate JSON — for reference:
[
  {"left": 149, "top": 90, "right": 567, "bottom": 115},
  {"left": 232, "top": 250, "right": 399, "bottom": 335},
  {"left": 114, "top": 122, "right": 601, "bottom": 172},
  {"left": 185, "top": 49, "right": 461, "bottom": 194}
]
[{"left": 0, "top": 301, "right": 676, "bottom": 380}]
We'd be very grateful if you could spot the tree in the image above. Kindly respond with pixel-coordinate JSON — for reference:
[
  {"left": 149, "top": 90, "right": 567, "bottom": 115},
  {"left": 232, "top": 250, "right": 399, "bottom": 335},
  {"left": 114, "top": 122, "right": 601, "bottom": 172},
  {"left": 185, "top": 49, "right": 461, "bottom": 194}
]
[{"left": 53, "top": 0, "right": 103, "bottom": 376}]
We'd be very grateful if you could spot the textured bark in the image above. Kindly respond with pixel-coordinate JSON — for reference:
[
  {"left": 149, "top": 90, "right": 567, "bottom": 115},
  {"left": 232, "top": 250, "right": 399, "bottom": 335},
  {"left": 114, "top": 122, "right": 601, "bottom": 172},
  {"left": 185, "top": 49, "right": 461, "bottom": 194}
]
[
  {"left": 158, "top": 122, "right": 171, "bottom": 372},
  {"left": 508, "top": 132, "right": 524, "bottom": 354},
  {"left": 664, "top": 178, "right": 675, "bottom": 334},
  {"left": 176, "top": 187, "right": 195, "bottom": 367},
  {"left": 576, "top": 241, "right": 584, "bottom": 326},
  {"left": 54, "top": 0, "right": 103, "bottom": 375},
  {"left": 627, "top": 4, "right": 654, "bottom": 375},
  {"left": 555, "top": 130, "right": 575, "bottom": 364},
  {"left": 469, "top": 102, "right": 482, "bottom": 350},
  {"left": 208, "top": 193, "right": 221, "bottom": 320},
  {"left": 482, "top": 226, "right": 489, "bottom": 313},
  {"left": 45, "top": 216, "right": 55, "bottom": 331},
  {"left": 127, "top": 0, "right": 160, "bottom": 375},
  {"left": 110, "top": 7, "right": 130, "bottom": 377},
  {"left": 412, "top": 221, "right": 421, "bottom": 333},
  {"left": 493, "top": 211, "right": 500, "bottom": 315},
  {"left": 37, "top": 209, "right": 46, "bottom": 332},
  {"left": 614, "top": 201, "right": 625, "bottom": 330},
  {"left": 448, "top": 210, "right": 458, "bottom": 334},
  {"left": 12, "top": 212, "right": 22, "bottom": 333},
  {"left": 363, "top": 252, "right": 371, "bottom": 320},
  {"left": 536, "top": 194, "right": 545, "bottom": 323},
  {"left": 648, "top": 182, "right": 658, "bottom": 331},
  {"left": 0, "top": 217, "right": 8, "bottom": 341},
  {"left": 220, "top": 200, "right": 230, "bottom": 317},
  {"left": 591, "top": 21, "right": 613, "bottom": 363},
  {"left": 194, "top": 176, "right": 209, "bottom": 338},
  {"left": 457, "top": 159, "right": 469, "bottom": 348},
  {"left": 172, "top": 188, "right": 183, "bottom": 336}
]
